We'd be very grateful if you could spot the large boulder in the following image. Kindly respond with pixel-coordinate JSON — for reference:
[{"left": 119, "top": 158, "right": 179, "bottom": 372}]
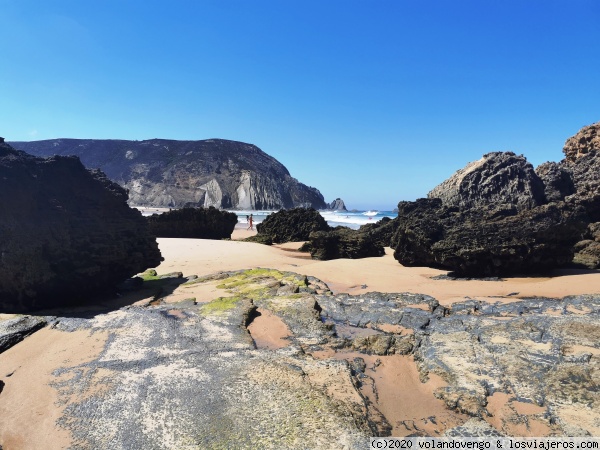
[
  {"left": 252, "top": 208, "right": 330, "bottom": 243},
  {"left": 307, "top": 227, "right": 385, "bottom": 260},
  {"left": 428, "top": 152, "right": 546, "bottom": 211},
  {"left": 0, "top": 142, "right": 163, "bottom": 312},
  {"left": 146, "top": 207, "right": 237, "bottom": 239},
  {"left": 391, "top": 198, "right": 588, "bottom": 277}
]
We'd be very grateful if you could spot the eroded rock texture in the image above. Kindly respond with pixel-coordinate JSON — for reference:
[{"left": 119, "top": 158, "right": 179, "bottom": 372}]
[
  {"left": 395, "top": 122, "right": 600, "bottom": 275},
  {"left": 391, "top": 199, "right": 587, "bottom": 276},
  {"left": 427, "top": 152, "right": 546, "bottom": 211},
  {"left": 0, "top": 142, "right": 162, "bottom": 312},
  {"left": 563, "top": 121, "right": 600, "bottom": 163},
  {"left": 146, "top": 207, "right": 238, "bottom": 239},
  {"left": 307, "top": 227, "right": 385, "bottom": 260},
  {"left": 252, "top": 208, "right": 330, "bottom": 243},
  {"left": 11, "top": 138, "right": 327, "bottom": 210}
]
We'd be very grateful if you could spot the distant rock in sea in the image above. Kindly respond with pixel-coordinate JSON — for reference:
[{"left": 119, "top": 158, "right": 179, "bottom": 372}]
[
  {"left": 392, "top": 121, "right": 600, "bottom": 276},
  {"left": 10, "top": 138, "right": 326, "bottom": 210},
  {"left": 326, "top": 198, "right": 347, "bottom": 211},
  {"left": 0, "top": 141, "right": 162, "bottom": 312}
]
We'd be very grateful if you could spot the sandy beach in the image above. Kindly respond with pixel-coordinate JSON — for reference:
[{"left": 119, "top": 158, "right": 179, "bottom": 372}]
[
  {"left": 157, "top": 227, "right": 600, "bottom": 306},
  {"left": 1, "top": 229, "right": 599, "bottom": 447}
]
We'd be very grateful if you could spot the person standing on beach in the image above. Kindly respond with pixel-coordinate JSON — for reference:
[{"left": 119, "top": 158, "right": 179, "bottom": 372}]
[{"left": 247, "top": 213, "right": 254, "bottom": 231}]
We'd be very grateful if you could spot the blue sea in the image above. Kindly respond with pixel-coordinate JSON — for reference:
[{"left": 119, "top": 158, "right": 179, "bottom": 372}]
[{"left": 232, "top": 209, "right": 397, "bottom": 230}]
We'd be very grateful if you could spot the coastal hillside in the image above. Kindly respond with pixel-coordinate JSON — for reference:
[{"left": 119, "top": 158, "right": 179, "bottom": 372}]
[{"left": 11, "top": 138, "right": 326, "bottom": 210}]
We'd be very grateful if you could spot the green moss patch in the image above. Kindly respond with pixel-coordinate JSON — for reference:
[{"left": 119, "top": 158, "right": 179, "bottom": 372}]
[{"left": 200, "top": 296, "right": 241, "bottom": 315}]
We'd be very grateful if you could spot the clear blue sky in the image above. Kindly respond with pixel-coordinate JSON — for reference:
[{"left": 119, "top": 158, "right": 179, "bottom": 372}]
[{"left": 1, "top": 0, "right": 599, "bottom": 210}]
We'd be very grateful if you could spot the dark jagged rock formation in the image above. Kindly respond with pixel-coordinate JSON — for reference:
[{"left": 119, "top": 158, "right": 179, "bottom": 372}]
[
  {"left": 146, "top": 207, "right": 237, "bottom": 240},
  {"left": 326, "top": 198, "right": 347, "bottom": 211},
  {"left": 10, "top": 138, "right": 326, "bottom": 210},
  {"left": 252, "top": 208, "right": 330, "bottom": 244},
  {"left": 536, "top": 122, "right": 600, "bottom": 267},
  {"left": 357, "top": 216, "right": 397, "bottom": 248},
  {"left": 391, "top": 199, "right": 587, "bottom": 276},
  {"left": 0, "top": 142, "right": 163, "bottom": 312},
  {"left": 307, "top": 227, "right": 385, "bottom": 260},
  {"left": 392, "top": 122, "right": 600, "bottom": 276},
  {"left": 303, "top": 217, "right": 395, "bottom": 261},
  {"left": 427, "top": 152, "right": 546, "bottom": 211},
  {"left": 535, "top": 161, "right": 576, "bottom": 203}
]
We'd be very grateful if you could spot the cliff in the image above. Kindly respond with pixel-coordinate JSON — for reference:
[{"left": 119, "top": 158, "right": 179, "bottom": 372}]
[
  {"left": 10, "top": 138, "right": 327, "bottom": 210},
  {"left": 0, "top": 141, "right": 162, "bottom": 311}
]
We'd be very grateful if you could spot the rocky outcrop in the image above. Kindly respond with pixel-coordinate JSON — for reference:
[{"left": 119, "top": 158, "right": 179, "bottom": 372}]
[
  {"left": 391, "top": 198, "right": 588, "bottom": 277},
  {"left": 11, "top": 138, "right": 327, "bottom": 210},
  {"left": 358, "top": 216, "right": 397, "bottom": 248},
  {"left": 537, "top": 122, "right": 600, "bottom": 267},
  {"left": 393, "top": 122, "right": 600, "bottom": 275},
  {"left": 563, "top": 121, "right": 600, "bottom": 163},
  {"left": 326, "top": 198, "right": 347, "bottom": 211},
  {"left": 252, "top": 208, "right": 330, "bottom": 243},
  {"left": 146, "top": 207, "right": 238, "bottom": 240},
  {"left": 0, "top": 142, "right": 163, "bottom": 312},
  {"left": 307, "top": 227, "right": 385, "bottom": 260},
  {"left": 427, "top": 152, "right": 546, "bottom": 211},
  {"left": 1, "top": 269, "right": 598, "bottom": 443},
  {"left": 535, "top": 161, "right": 575, "bottom": 203}
]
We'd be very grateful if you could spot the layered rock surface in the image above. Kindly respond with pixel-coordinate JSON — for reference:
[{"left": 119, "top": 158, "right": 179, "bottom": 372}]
[
  {"left": 11, "top": 138, "right": 327, "bottom": 210},
  {"left": 1, "top": 269, "right": 597, "bottom": 446},
  {"left": 0, "top": 142, "right": 162, "bottom": 312}
]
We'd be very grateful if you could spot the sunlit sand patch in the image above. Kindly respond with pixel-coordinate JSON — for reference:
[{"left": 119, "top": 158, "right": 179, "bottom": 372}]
[
  {"left": 485, "top": 392, "right": 553, "bottom": 436},
  {"left": 247, "top": 308, "right": 292, "bottom": 350},
  {"left": 0, "top": 327, "right": 108, "bottom": 449},
  {"left": 566, "top": 304, "right": 593, "bottom": 314},
  {"left": 372, "top": 323, "right": 414, "bottom": 335},
  {"left": 561, "top": 344, "right": 600, "bottom": 357},
  {"left": 315, "top": 351, "right": 469, "bottom": 436}
]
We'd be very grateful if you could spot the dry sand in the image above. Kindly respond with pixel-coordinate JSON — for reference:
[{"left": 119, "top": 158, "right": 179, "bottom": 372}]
[{"left": 156, "top": 237, "right": 600, "bottom": 306}]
